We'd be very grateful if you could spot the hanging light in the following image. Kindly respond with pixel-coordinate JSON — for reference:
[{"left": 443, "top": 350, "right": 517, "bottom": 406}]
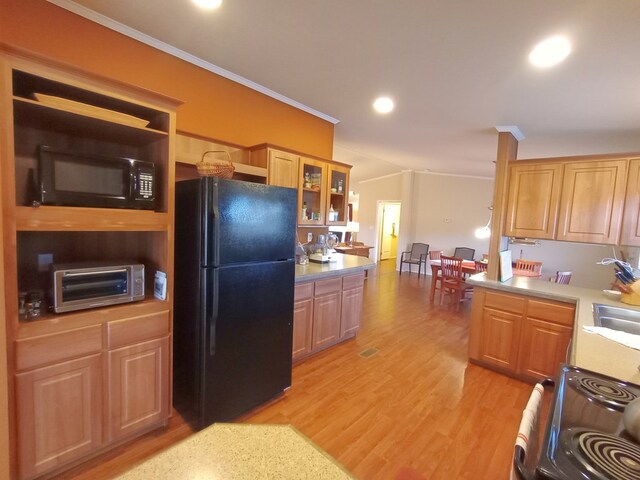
[{"left": 475, "top": 206, "right": 493, "bottom": 239}]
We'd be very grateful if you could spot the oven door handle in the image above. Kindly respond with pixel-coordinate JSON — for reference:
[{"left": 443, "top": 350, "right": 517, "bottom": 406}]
[{"left": 512, "top": 378, "right": 555, "bottom": 480}]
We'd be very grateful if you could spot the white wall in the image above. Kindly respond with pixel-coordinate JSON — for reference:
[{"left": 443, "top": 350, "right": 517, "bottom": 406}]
[
  {"left": 353, "top": 171, "right": 493, "bottom": 272},
  {"left": 355, "top": 173, "right": 403, "bottom": 249},
  {"left": 508, "top": 241, "right": 639, "bottom": 290},
  {"left": 411, "top": 173, "right": 493, "bottom": 261}
]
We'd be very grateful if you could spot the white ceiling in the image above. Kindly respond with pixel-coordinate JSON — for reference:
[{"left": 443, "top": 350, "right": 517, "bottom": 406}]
[{"left": 57, "top": 0, "right": 640, "bottom": 183}]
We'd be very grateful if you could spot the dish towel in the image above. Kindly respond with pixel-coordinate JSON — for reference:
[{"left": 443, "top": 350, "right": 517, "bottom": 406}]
[
  {"left": 510, "top": 382, "right": 545, "bottom": 480},
  {"left": 583, "top": 326, "right": 640, "bottom": 351}
]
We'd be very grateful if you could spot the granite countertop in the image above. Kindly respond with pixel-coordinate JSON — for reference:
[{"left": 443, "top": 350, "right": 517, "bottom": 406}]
[
  {"left": 115, "top": 424, "right": 355, "bottom": 480},
  {"left": 467, "top": 273, "right": 640, "bottom": 383},
  {"left": 295, "top": 254, "right": 375, "bottom": 283}
]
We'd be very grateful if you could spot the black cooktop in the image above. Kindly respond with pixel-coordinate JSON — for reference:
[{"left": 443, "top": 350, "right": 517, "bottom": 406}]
[{"left": 537, "top": 365, "right": 640, "bottom": 480}]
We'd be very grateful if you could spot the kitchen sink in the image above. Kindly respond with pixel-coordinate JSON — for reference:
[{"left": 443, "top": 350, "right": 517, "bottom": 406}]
[{"left": 592, "top": 303, "right": 640, "bottom": 335}]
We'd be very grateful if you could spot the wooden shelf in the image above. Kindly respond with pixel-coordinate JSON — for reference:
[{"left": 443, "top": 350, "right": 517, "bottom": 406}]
[
  {"left": 16, "top": 297, "right": 170, "bottom": 340},
  {"left": 16, "top": 206, "right": 169, "bottom": 231},
  {"left": 13, "top": 97, "right": 168, "bottom": 145},
  {"left": 303, "top": 188, "right": 322, "bottom": 193}
]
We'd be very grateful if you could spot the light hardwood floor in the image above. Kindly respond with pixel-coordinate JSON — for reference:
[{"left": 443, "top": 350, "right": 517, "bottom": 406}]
[{"left": 58, "top": 259, "right": 532, "bottom": 479}]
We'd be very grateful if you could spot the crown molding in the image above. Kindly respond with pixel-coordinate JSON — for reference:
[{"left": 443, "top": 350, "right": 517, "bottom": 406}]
[{"left": 46, "top": 0, "right": 340, "bottom": 125}]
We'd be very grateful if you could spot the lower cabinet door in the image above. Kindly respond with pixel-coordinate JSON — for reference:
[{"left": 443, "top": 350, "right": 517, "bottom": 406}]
[
  {"left": 479, "top": 307, "right": 523, "bottom": 372},
  {"left": 340, "top": 286, "right": 363, "bottom": 338},
  {"left": 107, "top": 337, "right": 169, "bottom": 442},
  {"left": 16, "top": 354, "right": 103, "bottom": 480},
  {"left": 292, "top": 298, "right": 313, "bottom": 360},
  {"left": 312, "top": 292, "right": 342, "bottom": 350},
  {"left": 518, "top": 318, "right": 573, "bottom": 379}
]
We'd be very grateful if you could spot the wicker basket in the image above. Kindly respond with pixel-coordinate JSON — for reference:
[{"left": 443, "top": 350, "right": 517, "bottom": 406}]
[{"left": 196, "top": 150, "right": 235, "bottom": 178}]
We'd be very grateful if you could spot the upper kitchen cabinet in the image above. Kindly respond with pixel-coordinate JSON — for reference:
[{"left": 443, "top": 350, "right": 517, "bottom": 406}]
[
  {"left": 505, "top": 162, "right": 563, "bottom": 239},
  {"left": 620, "top": 159, "right": 640, "bottom": 246},
  {"left": 556, "top": 160, "right": 627, "bottom": 244},
  {"left": 249, "top": 146, "right": 296, "bottom": 187},
  {"left": 325, "top": 164, "right": 349, "bottom": 226},
  {"left": 298, "top": 157, "right": 327, "bottom": 226}
]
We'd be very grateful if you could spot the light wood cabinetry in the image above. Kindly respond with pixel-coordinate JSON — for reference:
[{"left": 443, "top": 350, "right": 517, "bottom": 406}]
[
  {"left": 506, "top": 156, "right": 632, "bottom": 245},
  {"left": 340, "top": 273, "right": 364, "bottom": 338},
  {"left": 312, "top": 278, "right": 342, "bottom": 350},
  {"left": 505, "top": 163, "right": 563, "bottom": 239},
  {"left": 292, "top": 284, "right": 313, "bottom": 361},
  {"left": 326, "top": 164, "right": 349, "bottom": 226},
  {"left": 15, "top": 354, "right": 103, "bottom": 480},
  {"left": 267, "top": 149, "right": 299, "bottom": 188},
  {"left": 0, "top": 52, "right": 178, "bottom": 478},
  {"left": 107, "top": 337, "right": 169, "bottom": 442},
  {"left": 293, "top": 272, "right": 365, "bottom": 362},
  {"left": 620, "top": 159, "right": 640, "bottom": 246},
  {"left": 557, "top": 160, "right": 627, "bottom": 244},
  {"left": 469, "top": 288, "right": 575, "bottom": 381},
  {"left": 298, "top": 157, "right": 328, "bottom": 226}
]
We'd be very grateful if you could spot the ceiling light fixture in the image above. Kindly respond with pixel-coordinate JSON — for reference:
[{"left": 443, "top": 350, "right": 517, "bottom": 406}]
[
  {"left": 193, "top": 0, "right": 223, "bottom": 9},
  {"left": 373, "top": 97, "right": 394, "bottom": 114},
  {"left": 529, "top": 35, "right": 571, "bottom": 68}
]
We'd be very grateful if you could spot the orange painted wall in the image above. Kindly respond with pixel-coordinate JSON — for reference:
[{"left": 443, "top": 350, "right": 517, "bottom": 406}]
[{"left": 0, "top": 0, "right": 334, "bottom": 158}]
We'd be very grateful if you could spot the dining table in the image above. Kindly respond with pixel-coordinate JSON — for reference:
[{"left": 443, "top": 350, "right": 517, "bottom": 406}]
[{"left": 429, "top": 259, "right": 478, "bottom": 303}]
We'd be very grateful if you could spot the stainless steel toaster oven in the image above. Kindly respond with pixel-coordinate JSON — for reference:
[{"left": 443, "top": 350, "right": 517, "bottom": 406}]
[{"left": 51, "top": 262, "right": 145, "bottom": 313}]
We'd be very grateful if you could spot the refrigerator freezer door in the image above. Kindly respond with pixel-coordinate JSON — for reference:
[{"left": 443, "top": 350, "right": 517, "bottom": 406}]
[
  {"left": 202, "top": 178, "right": 297, "bottom": 267},
  {"left": 199, "top": 259, "right": 294, "bottom": 427}
]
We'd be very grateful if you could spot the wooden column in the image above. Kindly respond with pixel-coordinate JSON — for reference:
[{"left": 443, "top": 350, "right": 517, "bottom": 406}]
[{"left": 486, "top": 131, "right": 519, "bottom": 280}]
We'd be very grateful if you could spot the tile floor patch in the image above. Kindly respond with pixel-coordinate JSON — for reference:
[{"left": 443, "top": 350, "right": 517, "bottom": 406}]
[{"left": 359, "top": 347, "right": 379, "bottom": 358}]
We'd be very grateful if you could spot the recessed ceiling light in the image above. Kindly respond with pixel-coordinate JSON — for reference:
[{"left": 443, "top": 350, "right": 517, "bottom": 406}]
[
  {"left": 373, "top": 97, "right": 394, "bottom": 114},
  {"left": 193, "top": 0, "right": 222, "bottom": 9},
  {"left": 529, "top": 35, "right": 571, "bottom": 68}
]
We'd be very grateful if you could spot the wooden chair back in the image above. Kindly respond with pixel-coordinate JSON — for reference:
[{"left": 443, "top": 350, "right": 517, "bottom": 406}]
[
  {"left": 474, "top": 260, "right": 488, "bottom": 273},
  {"left": 440, "top": 256, "right": 471, "bottom": 311},
  {"left": 429, "top": 250, "right": 442, "bottom": 260},
  {"left": 514, "top": 259, "right": 543, "bottom": 275},
  {"left": 550, "top": 271, "right": 572, "bottom": 285}
]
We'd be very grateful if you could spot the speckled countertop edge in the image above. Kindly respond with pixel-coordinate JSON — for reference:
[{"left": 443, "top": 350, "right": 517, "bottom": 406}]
[
  {"left": 467, "top": 273, "right": 640, "bottom": 383},
  {"left": 295, "top": 255, "right": 375, "bottom": 283}
]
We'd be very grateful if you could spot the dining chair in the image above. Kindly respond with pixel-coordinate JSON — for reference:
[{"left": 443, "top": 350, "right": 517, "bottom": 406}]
[
  {"left": 549, "top": 271, "right": 572, "bottom": 285},
  {"left": 453, "top": 247, "right": 475, "bottom": 261},
  {"left": 428, "top": 250, "right": 442, "bottom": 260},
  {"left": 514, "top": 259, "right": 543, "bottom": 276},
  {"left": 399, "top": 243, "right": 429, "bottom": 276},
  {"left": 440, "top": 256, "right": 473, "bottom": 311},
  {"left": 474, "top": 260, "right": 488, "bottom": 274}
]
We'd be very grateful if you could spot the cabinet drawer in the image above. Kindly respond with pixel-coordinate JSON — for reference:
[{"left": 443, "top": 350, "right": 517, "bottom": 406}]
[
  {"left": 15, "top": 325, "right": 102, "bottom": 372},
  {"left": 343, "top": 272, "right": 365, "bottom": 291},
  {"left": 294, "top": 282, "right": 314, "bottom": 301},
  {"left": 527, "top": 299, "right": 575, "bottom": 326},
  {"left": 107, "top": 311, "right": 170, "bottom": 348},
  {"left": 484, "top": 291, "right": 526, "bottom": 314},
  {"left": 314, "top": 277, "right": 342, "bottom": 296}
]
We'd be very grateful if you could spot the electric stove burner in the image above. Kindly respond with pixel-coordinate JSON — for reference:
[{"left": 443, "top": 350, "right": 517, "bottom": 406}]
[
  {"left": 564, "top": 429, "right": 640, "bottom": 480},
  {"left": 568, "top": 374, "right": 638, "bottom": 409}
]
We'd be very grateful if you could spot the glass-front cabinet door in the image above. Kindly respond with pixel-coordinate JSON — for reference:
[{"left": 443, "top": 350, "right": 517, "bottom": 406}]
[
  {"left": 298, "top": 158, "right": 327, "bottom": 226},
  {"left": 326, "top": 164, "right": 350, "bottom": 226}
]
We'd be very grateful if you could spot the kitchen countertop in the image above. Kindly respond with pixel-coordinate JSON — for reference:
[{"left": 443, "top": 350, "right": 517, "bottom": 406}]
[
  {"left": 467, "top": 273, "right": 640, "bottom": 383},
  {"left": 295, "top": 254, "right": 375, "bottom": 283},
  {"left": 115, "top": 423, "right": 355, "bottom": 480}
]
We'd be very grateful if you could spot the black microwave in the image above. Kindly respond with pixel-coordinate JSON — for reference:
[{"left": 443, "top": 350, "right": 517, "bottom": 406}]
[{"left": 36, "top": 145, "right": 155, "bottom": 210}]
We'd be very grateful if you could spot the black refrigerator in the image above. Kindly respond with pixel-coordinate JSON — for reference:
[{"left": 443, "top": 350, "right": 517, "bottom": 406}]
[{"left": 173, "top": 177, "right": 297, "bottom": 429}]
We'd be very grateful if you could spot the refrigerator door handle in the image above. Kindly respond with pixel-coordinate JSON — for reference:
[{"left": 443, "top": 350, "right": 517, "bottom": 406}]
[
  {"left": 211, "top": 204, "right": 221, "bottom": 266},
  {"left": 209, "top": 268, "right": 219, "bottom": 356}
]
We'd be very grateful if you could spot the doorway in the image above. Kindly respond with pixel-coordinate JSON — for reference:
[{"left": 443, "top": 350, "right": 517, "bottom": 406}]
[{"left": 377, "top": 202, "right": 401, "bottom": 261}]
